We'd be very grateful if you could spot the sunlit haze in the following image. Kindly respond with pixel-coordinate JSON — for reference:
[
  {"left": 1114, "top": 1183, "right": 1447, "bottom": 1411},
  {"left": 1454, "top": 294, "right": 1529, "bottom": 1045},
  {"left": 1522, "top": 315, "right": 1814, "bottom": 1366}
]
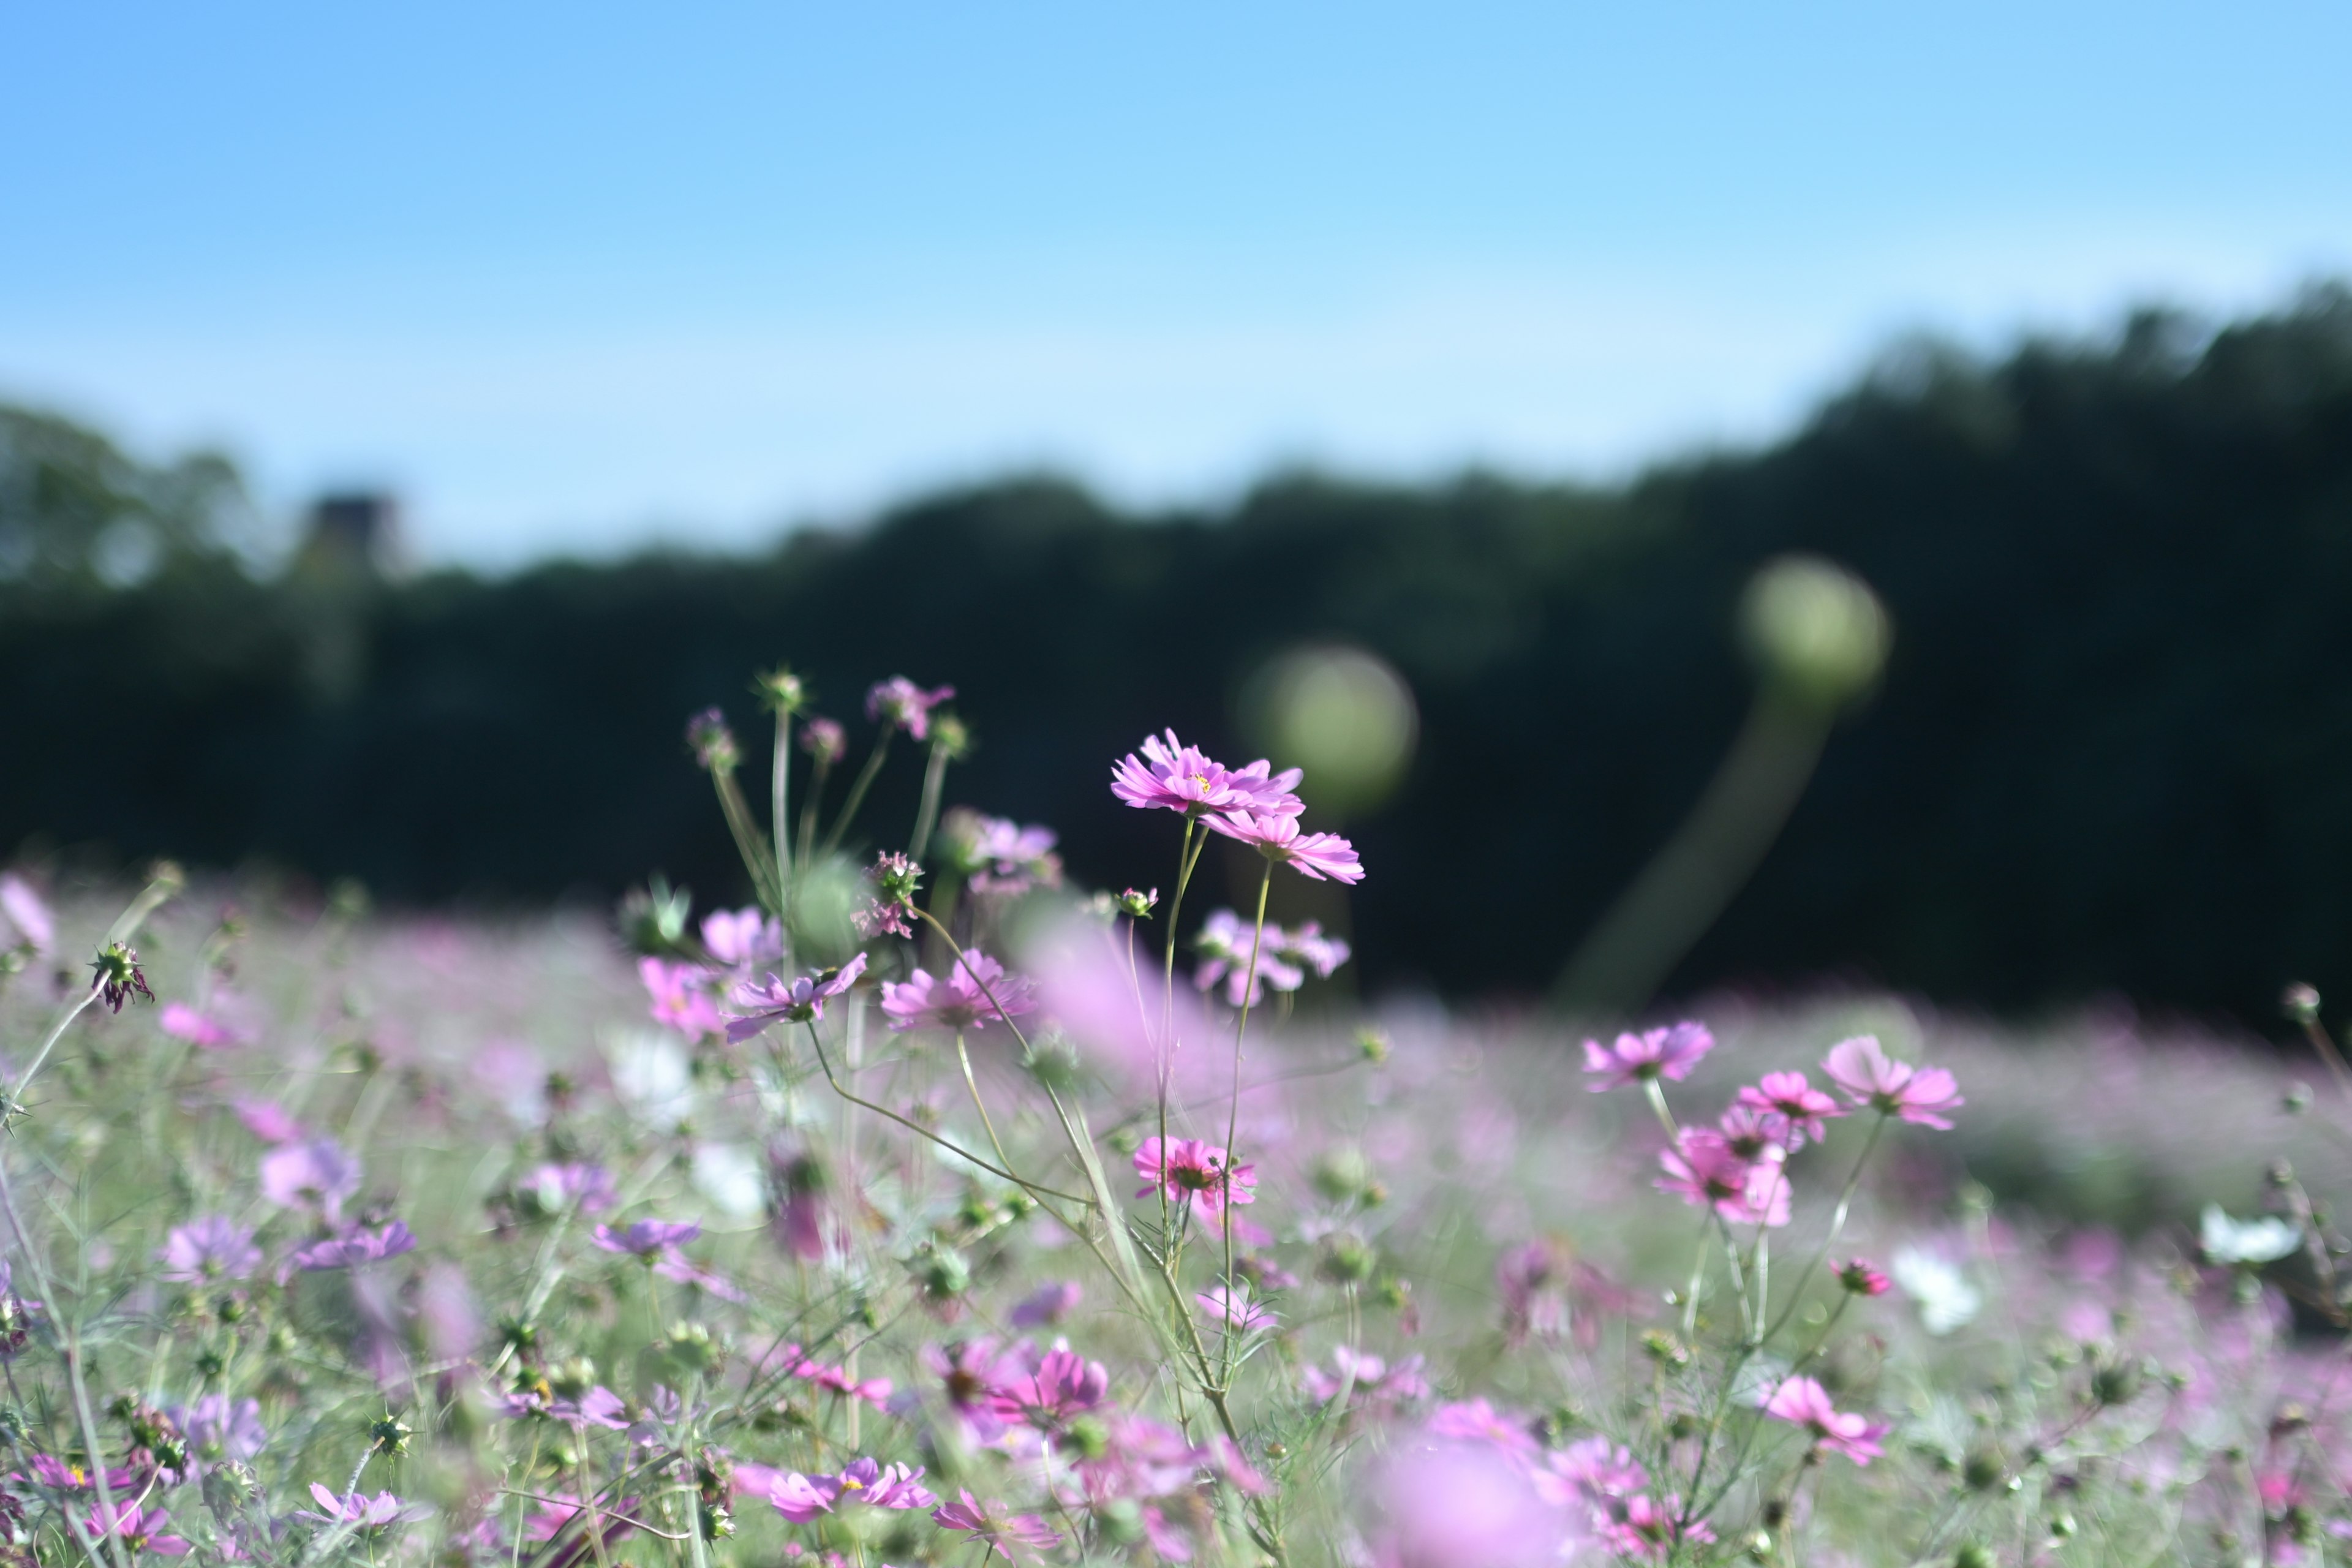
[{"left": 4, "top": 2, "right": 2346, "bottom": 567}]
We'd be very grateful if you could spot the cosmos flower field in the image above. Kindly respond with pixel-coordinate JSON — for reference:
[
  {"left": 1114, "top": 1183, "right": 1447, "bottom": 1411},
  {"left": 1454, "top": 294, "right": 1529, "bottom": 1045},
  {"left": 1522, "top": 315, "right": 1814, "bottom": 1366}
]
[{"left": 2, "top": 672, "right": 2351, "bottom": 1567}]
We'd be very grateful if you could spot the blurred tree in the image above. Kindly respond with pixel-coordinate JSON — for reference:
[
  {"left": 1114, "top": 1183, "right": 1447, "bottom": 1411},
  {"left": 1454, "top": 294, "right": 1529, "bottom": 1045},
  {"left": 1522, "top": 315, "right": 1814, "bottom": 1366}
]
[{"left": 0, "top": 404, "right": 263, "bottom": 590}]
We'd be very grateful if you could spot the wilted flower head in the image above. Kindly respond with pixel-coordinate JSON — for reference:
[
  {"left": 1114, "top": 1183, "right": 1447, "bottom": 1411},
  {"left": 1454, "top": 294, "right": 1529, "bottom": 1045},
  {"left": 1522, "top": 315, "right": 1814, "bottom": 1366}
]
[
  {"left": 259, "top": 1139, "right": 361, "bottom": 1222},
  {"left": 880, "top": 951, "right": 1035, "bottom": 1033},
  {"left": 866, "top": 677, "right": 956, "bottom": 741},
  {"left": 1583, "top": 1022, "right": 1714, "bottom": 1090},
  {"left": 1203, "top": 810, "right": 1364, "bottom": 883},
  {"left": 158, "top": 1216, "right": 262, "bottom": 1284},
  {"left": 1822, "top": 1035, "right": 1964, "bottom": 1128},
  {"left": 89, "top": 942, "right": 153, "bottom": 1013},
  {"left": 726, "top": 952, "right": 868, "bottom": 1041},
  {"left": 685, "top": 707, "right": 739, "bottom": 771},
  {"left": 1762, "top": 1376, "right": 1889, "bottom": 1465}
]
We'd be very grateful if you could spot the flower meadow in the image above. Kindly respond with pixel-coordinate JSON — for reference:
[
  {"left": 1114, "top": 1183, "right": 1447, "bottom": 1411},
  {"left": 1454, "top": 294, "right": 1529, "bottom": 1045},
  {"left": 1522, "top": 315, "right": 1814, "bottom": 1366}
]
[{"left": 7, "top": 673, "right": 2352, "bottom": 1567}]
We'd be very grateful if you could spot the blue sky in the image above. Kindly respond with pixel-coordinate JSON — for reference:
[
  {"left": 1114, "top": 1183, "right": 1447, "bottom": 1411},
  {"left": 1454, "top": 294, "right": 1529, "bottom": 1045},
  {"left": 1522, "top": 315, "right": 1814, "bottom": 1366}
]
[{"left": 4, "top": 2, "right": 2348, "bottom": 567}]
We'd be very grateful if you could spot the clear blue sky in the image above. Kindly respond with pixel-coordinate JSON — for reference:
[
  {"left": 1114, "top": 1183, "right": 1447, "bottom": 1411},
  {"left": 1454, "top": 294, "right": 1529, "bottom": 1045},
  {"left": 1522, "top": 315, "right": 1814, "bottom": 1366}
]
[{"left": 4, "top": 2, "right": 2347, "bottom": 566}]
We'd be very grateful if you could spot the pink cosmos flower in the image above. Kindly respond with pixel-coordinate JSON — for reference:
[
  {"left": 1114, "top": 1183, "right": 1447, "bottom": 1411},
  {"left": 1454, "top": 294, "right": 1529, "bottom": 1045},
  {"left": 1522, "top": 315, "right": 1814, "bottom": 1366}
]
[
  {"left": 1657, "top": 1129, "right": 1790, "bottom": 1228},
  {"left": 1202, "top": 810, "right": 1364, "bottom": 883},
  {"left": 1374, "top": 1438, "right": 1566, "bottom": 1568},
  {"left": 177, "top": 1395, "right": 266, "bottom": 1464},
  {"left": 699, "top": 907, "right": 781, "bottom": 967},
  {"left": 24, "top": 1456, "right": 140, "bottom": 1491},
  {"left": 1540, "top": 1436, "right": 1649, "bottom": 1507},
  {"left": 1008, "top": 1281, "right": 1082, "bottom": 1329},
  {"left": 1762, "top": 1376, "right": 1888, "bottom": 1465},
  {"left": 638, "top": 959, "right": 726, "bottom": 1041},
  {"left": 1427, "top": 1398, "right": 1540, "bottom": 1457},
  {"left": 832, "top": 1457, "right": 935, "bottom": 1510},
  {"left": 595, "top": 1218, "right": 701, "bottom": 1258},
  {"left": 1596, "top": 1493, "right": 1713, "bottom": 1561},
  {"left": 759, "top": 1469, "right": 843, "bottom": 1523},
  {"left": 1822, "top": 1035, "right": 1964, "bottom": 1128},
  {"left": 880, "top": 951, "right": 1035, "bottom": 1033},
  {"left": 1736, "top": 1071, "right": 1844, "bottom": 1147},
  {"left": 726, "top": 952, "right": 869, "bottom": 1041},
  {"left": 294, "top": 1485, "right": 420, "bottom": 1530},
  {"left": 866, "top": 677, "right": 956, "bottom": 741},
  {"left": 159, "top": 1003, "right": 238, "bottom": 1049},
  {"left": 1110, "top": 730, "right": 1305, "bottom": 816},
  {"left": 1133, "top": 1137, "right": 1258, "bottom": 1220},
  {"left": 931, "top": 1491, "right": 1061, "bottom": 1563},
  {"left": 1300, "top": 1346, "right": 1429, "bottom": 1406},
  {"left": 1582, "top": 1022, "right": 1714, "bottom": 1091},
  {"left": 525, "top": 1163, "right": 618, "bottom": 1215},
  {"left": 0, "top": 873, "right": 53, "bottom": 957},
  {"left": 1716, "top": 1104, "right": 1792, "bottom": 1161},
  {"left": 548, "top": 1387, "right": 631, "bottom": 1430},
  {"left": 158, "top": 1216, "right": 262, "bottom": 1284},
  {"left": 954, "top": 814, "right": 1064, "bottom": 897},
  {"left": 83, "top": 1502, "right": 189, "bottom": 1555},
  {"left": 259, "top": 1139, "right": 361, "bottom": 1222},
  {"left": 1197, "top": 1283, "right": 1278, "bottom": 1331},
  {"left": 923, "top": 1338, "right": 1021, "bottom": 1443},
  {"left": 233, "top": 1098, "right": 303, "bottom": 1145},
  {"left": 285, "top": 1221, "right": 417, "bottom": 1275},
  {"left": 986, "top": 1347, "right": 1109, "bottom": 1431},
  {"left": 1836, "top": 1258, "right": 1893, "bottom": 1296}
]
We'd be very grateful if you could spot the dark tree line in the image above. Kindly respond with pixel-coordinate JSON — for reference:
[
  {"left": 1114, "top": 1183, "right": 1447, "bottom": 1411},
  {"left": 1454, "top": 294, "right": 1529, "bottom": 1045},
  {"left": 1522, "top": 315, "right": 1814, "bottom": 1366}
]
[{"left": 7, "top": 288, "right": 2352, "bottom": 1027}]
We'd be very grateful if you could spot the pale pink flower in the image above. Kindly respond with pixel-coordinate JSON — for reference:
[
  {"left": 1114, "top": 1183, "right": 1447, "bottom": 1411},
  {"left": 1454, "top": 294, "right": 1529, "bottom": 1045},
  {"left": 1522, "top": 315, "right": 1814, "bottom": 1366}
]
[
  {"left": 699, "top": 907, "right": 780, "bottom": 967},
  {"left": 0, "top": 873, "right": 53, "bottom": 957},
  {"left": 986, "top": 1347, "right": 1109, "bottom": 1431},
  {"left": 1762, "top": 1376, "right": 1888, "bottom": 1464},
  {"left": 866, "top": 677, "right": 955, "bottom": 741},
  {"left": 1196, "top": 1283, "right": 1278, "bottom": 1331},
  {"left": 1596, "top": 1493, "right": 1712, "bottom": 1561},
  {"left": 1110, "top": 729, "right": 1304, "bottom": 816},
  {"left": 1716, "top": 1104, "right": 1792, "bottom": 1161},
  {"left": 880, "top": 951, "right": 1035, "bottom": 1033},
  {"left": 1133, "top": 1136, "right": 1257, "bottom": 1219},
  {"left": 1657, "top": 1129, "right": 1789, "bottom": 1227},
  {"left": 1822, "top": 1035, "right": 1964, "bottom": 1128},
  {"left": 158, "top": 1216, "right": 261, "bottom": 1284},
  {"left": 725, "top": 952, "right": 867, "bottom": 1040},
  {"left": 1202, "top": 811, "right": 1363, "bottom": 883},
  {"left": 82, "top": 1502, "right": 189, "bottom": 1555},
  {"left": 931, "top": 1490, "right": 1061, "bottom": 1562},
  {"left": 638, "top": 958, "right": 725, "bottom": 1041},
  {"left": 159, "top": 1003, "right": 239, "bottom": 1049},
  {"left": 1736, "top": 1070, "right": 1844, "bottom": 1147},
  {"left": 259, "top": 1139, "right": 361, "bottom": 1222},
  {"left": 1582, "top": 1022, "right": 1713, "bottom": 1090}
]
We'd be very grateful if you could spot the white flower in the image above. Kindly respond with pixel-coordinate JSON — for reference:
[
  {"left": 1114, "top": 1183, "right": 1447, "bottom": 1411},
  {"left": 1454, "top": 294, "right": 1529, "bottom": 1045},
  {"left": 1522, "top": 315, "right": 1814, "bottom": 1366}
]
[
  {"left": 1891, "top": 1247, "right": 1982, "bottom": 1335},
  {"left": 2200, "top": 1205, "right": 2300, "bottom": 1266},
  {"left": 691, "top": 1143, "right": 766, "bottom": 1221},
  {"left": 608, "top": 1030, "right": 695, "bottom": 1129}
]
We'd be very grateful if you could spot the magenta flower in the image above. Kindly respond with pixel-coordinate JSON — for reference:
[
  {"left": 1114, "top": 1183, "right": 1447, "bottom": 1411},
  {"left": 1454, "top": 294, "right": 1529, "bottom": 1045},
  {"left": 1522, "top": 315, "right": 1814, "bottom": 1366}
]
[
  {"left": 987, "top": 1347, "right": 1110, "bottom": 1431},
  {"left": 1716, "top": 1104, "right": 1791, "bottom": 1161},
  {"left": 1736, "top": 1071, "right": 1844, "bottom": 1147},
  {"left": 233, "top": 1098, "right": 303, "bottom": 1145},
  {"left": 1110, "top": 729, "right": 1304, "bottom": 816},
  {"left": 82, "top": 1502, "right": 189, "bottom": 1556},
  {"left": 931, "top": 1491, "right": 1061, "bottom": 1563},
  {"left": 834, "top": 1457, "right": 935, "bottom": 1510},
  {"left": 1427, "top": 1398, "right": 1540, "bottom": 1457},
  {"left": 1007, "top": 1280, "right": 1082, "bottom": 1329},
  {"left": 923, "top": 1339, "right": 1020, "bottom": 1443},
  {"left": 699, "top": 907, "right": 780, "bottom": 967},
  {"left": 24, "top": 1456, "right": 140, "bottom": 1491},
  {"left": 1133, "top": 1136, "right": 1258, "bottom": 1220},
  {"left": 760, "top": 1469, "right": 843, "bottom": 1523},
  {"left": 1822, "top": 1035, "right": 1964, "bottom": 1128},
  {"left": 1541, "top": 1436, "right": 1649, "bottom": 1506},
  {"left": 295, "top": 1484, "right": 421, "bottom": 1531},
  {"left": 159, "top": 1003, "right": 239, "bottom": 1049},
  {"left": 1196, "top": 1283, "right": 1278, "bottom": 1332},
  {"left": 726, "top": 952, "right": 869, "bottom": 1041},
  {"left": 638, "top": 958, "right": 726, "bottom": 1041},
  {"left": 1596, "top": 1493, "right": 1713, "bottom": 1561},
  {"left": 1656, "top": 1129, "right": 1790, "bottom": 1228},
  {"left": 1193, "top": 909, "right": 1305, "bottom": 1007},
  {"left": 259, "top": 1139, "right": 361, "bottom": 1222},
  {"left": 286, "top": 1221, "right": 417, "bottom": 1274},
  {"left": 1836, "top": 1258, "right": 1893, "bottom": 1296},
  {"left": 1202, "top": 810, "right": 1364, "bottom": 883},
  {"left": 1762, "top": 1376, "right": 1888, "bottom": 1465},
  {"left": 598, "top": 1218, "right": 697, "bottom": 1254},
  {"left": 158, "top": 1216, "right": 261, "bottom": 1284},
  {"left": 799, "top": 715, "right": 846, "bottom": 764},
  {"left": 1582, "top": 1022, "right": 1714, "bottom": 1091},
  {"left": 525, "top": 1162, "right": 619, "bottom": 1215},
  {"left": 866, "top": 676, "right": 956, "bottom": 741},
  {"left": 880, "top": 951, "right": 1035, "bottom": 1033}
]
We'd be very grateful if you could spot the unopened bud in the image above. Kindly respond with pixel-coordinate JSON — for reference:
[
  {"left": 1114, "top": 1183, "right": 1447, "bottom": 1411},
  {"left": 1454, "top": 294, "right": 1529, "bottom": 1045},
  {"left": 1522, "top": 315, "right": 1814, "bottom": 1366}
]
[
  {"left": 685, "top": 707, "right": 739, "bottom": 772},
  {"left": 2283, "top": 982, "right": 2323, "bottom": 1025},
  {"left": 2285, "top": 1082, "right": 2314, "bottom": 1115},
  {"left": 1117, "top": 887, "right": 1159, "bottom": 919},
  {"left": 1738, "top": 555, "right": 1893, "bottom": 712},
  {"left": 754, "top": 668, "right": 809, "bottom": 715},
  {"left": 368, "top": 1414, "right": 412, "bottom": 1455}
]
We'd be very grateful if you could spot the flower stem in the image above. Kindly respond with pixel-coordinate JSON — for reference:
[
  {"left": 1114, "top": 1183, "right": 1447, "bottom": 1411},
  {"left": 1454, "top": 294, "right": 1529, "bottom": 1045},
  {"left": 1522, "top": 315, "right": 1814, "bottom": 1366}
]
[
  {"left": 770, "top": 710, "right": 793, "bottom": 899},
  {"left": 820, "top": 731, "right": 894, "bottom": 858},
  {"left": 909, "top": 736, "right": 951, "bottom": 861}
]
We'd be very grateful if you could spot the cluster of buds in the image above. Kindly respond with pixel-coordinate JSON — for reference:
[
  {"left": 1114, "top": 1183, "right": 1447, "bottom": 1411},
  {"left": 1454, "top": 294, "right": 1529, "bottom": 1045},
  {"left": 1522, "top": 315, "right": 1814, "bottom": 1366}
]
[{"left": 685, "top": 708, "right": 740, "bottom": 773}]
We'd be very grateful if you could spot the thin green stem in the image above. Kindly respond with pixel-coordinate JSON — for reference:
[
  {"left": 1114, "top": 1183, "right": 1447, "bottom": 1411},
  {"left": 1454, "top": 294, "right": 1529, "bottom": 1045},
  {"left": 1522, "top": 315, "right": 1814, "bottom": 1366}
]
[
  {"left": 771, "top": 710, "right": 793, "bottom": 897},
  {"left": 1221, "top": 862, "right": 1274, "bottom": 1384},
  {"left": 909, "top": 737, "right": 951, "bottom": 861},
  {"left": 953, "top": 1031, "right": 1016, "bottom": 1182},
  {"left": 820, "top": 732, "right": 894, "bottom": 858},
  {"left": 797, "top": 755, "right": 832, "bottom": 872}
]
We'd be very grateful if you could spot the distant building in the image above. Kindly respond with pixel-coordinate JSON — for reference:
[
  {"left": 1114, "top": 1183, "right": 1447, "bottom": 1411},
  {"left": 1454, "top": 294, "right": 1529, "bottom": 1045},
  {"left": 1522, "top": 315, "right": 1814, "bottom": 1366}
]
[{"left": 291, "top": 491, "right": 407, "bottom": 582}]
